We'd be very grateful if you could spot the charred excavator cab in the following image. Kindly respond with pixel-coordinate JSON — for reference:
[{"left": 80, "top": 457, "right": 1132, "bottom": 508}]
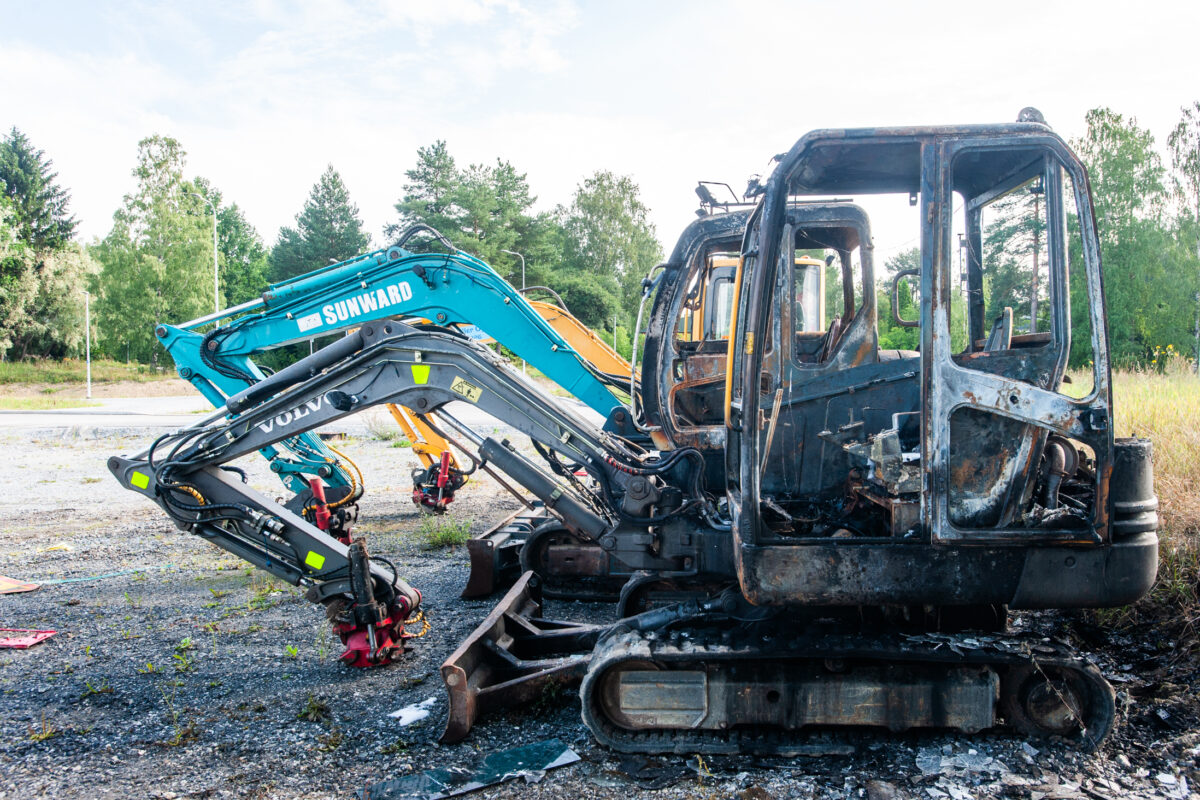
[{"left": 577, "top": 114, "right": 1158, "bottom": 752}]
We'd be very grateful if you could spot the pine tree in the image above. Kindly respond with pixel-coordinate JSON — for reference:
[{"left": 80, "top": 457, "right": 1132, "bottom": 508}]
[
  {"left": 387, "top": 141, "right": 561, "bottom": 289},
  {"left": 270, "top": 166, "right": 371, "bottom": 282},
  {"left": 0, "top": 127, "right": 77, "bottom": 250}
]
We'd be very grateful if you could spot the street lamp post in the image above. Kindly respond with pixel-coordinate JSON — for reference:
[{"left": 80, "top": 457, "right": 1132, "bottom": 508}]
[
  {"left": 80, "top": 290, "right": 91, "bottom": 399},
  {"left": 501, "top": 249, "right": 526, "bottom": 294},
  {"left": 500, "top": 249, "right": 527, "bottom": 374},
  {"left": 188, "top": 192, "right": 220, "bottom": 324}
]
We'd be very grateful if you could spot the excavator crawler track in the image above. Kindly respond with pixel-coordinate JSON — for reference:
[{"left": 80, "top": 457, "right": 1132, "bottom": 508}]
[{"left": 580, "top": 621, "right": 1115, "bottom": 755}]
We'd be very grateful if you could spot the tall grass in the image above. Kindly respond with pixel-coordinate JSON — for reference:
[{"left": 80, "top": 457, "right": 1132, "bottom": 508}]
[
  {"left": 0, "top": 358, "right": 171, "bottom": 385},
  {"left": 1105, "top": 355, "right": 1200, "bottom": 632}
]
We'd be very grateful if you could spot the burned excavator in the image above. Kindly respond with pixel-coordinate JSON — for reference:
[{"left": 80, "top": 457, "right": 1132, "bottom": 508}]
[
  {"left": 110, "top": 112, "right": 1159, "bottom": 752},
  {"left": 446, "top": 111, "right": 1161, "bottom": 749}
]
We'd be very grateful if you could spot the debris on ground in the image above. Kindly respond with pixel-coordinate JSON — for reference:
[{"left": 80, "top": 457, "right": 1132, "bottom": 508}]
[
  {"left": 390, "top": 695, "right": 438, "bottom": 726},
  {"left": 356, "top": 738, "right": 579, "bottom": 799},
  {"left": 0, "top": 628, "right": 56, "bottom": 648},
  {"left": 0, "top": 575, "right": 38, "bottom": 594},
  {"left": 0, "top": 431, "right": 1197, "bottom": 799}
]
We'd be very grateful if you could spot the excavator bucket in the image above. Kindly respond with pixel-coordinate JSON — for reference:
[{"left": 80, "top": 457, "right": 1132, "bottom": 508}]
[
  {"left": 440, "top": 571, "right": 603, "bottom": 744},
  {"left": 460, "top": 504, "right": 543, "bottom": 598}
]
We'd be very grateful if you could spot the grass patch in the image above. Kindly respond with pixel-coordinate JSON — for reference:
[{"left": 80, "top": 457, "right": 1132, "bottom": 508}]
[
  {"left": 1094, "top": 359, "right": 1200, "bottom": 635},
  {"left": 0, "top": 358, "right": 171, "bottom": 385},
  {"left": 28, "top": 714, "right": 59, "bottom": 742},
  {"left": 417, "top": 515, "right": 471, "bottom": 549},
  {"left": 363, "top": 410, "right": 402, "bottom": 441},
  {"left": 0, "top": 396, "right": 100, "bottom": 410}
]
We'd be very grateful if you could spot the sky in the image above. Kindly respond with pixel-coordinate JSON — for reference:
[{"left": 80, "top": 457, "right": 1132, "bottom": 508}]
[{"left": 3, "top": 0, "right": 1199, "bottom": 264}]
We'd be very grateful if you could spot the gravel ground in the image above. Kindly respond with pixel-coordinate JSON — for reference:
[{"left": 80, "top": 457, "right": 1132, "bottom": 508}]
[{"left": 0, "top": 425, "right": 1196, "bottom": 800}]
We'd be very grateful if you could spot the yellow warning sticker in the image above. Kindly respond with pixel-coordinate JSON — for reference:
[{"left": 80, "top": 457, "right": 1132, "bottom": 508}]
[
  {"left": 411, "top": 364, "right": 430, "bottom": 384},
  {"left": 450, "top": 376, "right": 483, "bottom": 403},
  {"left": 130, "top": 470, "right": 150, "bottom": 490},
  {"left": 305, "top": 551, "right": 326, "bottom": 570}
]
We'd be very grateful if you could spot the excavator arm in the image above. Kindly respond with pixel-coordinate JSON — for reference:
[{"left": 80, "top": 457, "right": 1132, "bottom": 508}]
[
  {"left": 110, "top": 322, "right": 707, "bottom": 662},
  {"left": 156, "top": 230, "right": 630, "bottom": 518}
]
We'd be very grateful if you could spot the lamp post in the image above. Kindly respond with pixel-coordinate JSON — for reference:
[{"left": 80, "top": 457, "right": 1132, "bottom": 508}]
[
  {"left": 80, "top": 290, "right": 91, "bottom": 399},
  {"left": 500, "top": 249, "right": 527, "bottom": 373},
  {"left": 500, "top": 249, "right": 525, "bottom": 293},
  {"left": 188, "top": 192, "right": 220, "bottom": 323}
]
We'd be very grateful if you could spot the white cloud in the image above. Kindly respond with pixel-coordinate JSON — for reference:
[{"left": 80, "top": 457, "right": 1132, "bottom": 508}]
[{"left": 1, "top": 0, "right": 1198, "bottom": 263}]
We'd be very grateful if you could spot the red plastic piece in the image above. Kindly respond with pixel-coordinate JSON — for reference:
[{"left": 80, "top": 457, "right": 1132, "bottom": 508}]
[
  {"left": 0, "top": 576, "right": 38, "bottom": 594},
  {"left": 0, "top": 629, "right": 56, "bottom": 649}
]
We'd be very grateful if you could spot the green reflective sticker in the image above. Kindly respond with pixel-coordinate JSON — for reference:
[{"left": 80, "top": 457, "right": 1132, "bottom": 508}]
[
  {"left": 305, "top": 551, "right": 326, "bottom": 570},
  {"left": 130, "top": 470, "right": 150, "bottom": 490},
  {"left": 411, "top": 364, "right": 431, "bottom": 385}
]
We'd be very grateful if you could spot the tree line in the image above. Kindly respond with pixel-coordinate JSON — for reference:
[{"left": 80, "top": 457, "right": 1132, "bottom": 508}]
[{"left": 2, "top": 103, "right": 1199, "bottom": 370}]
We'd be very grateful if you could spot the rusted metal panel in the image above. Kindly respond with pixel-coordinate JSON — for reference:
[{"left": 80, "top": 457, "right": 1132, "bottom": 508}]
[
  {"left": 440, "top": 572, "right": 602, "bottom": 744},
  {"left": 546, "top": 542, "right": 607, "bottom": 576}
]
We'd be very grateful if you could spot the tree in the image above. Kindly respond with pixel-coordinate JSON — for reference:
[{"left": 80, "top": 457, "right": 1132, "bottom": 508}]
[
  {"left": 0, "top": 128, "right": 77, "bottom": 250},
  {"left": 876, "top": 248, "right": 920, "bottom": 352},
  {"left": 1071, "top": 108, "right": 1193, "bottom": 366},
  {"left": 91, "top": 136, "right": 214, "bottom": 363},
  {"left": 1, "top": 246, "right": 94, "bottom": 360},
  {"left": 981, "top": 183, "right": 1050, "bottom": 333},
  {"left": 190, "top": 178, "right": 271, "bottom": 306},
  {"left": 558, "top": 171, "right": 662, "bottom": 325},
  {"left": 390, "top": 140, "right": 460, "bottom": 239},
  {"left": 270, "top": 166, "right": 371, "bottom": 282},
  {"left": 551, "top": 271, "right": 621, "bottom": 330},
  {"left": 388, "top": 141, "right": 563, "bottom": 290},
  {"left": 0, "top": 132, "right": 92, "bottom": 361},
  {"left": 1168, "top": 101, "right": 1200, "bottom": 231},
  {"left": 1167, "top": 101, "right": 1200, "bottom": 369}
]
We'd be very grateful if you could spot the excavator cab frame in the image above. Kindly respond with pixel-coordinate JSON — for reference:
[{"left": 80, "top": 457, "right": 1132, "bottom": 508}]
[{"left": 727, "top": 121, "right": 1158, "bottom": 610}]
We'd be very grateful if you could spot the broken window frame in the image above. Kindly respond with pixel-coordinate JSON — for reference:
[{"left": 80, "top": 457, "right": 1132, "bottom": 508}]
[{"left": 924, "top": 135, "right": 1114, "bottom": 545}]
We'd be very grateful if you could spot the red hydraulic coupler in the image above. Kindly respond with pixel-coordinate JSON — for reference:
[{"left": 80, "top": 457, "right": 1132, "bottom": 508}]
[
  {"left": 308, "top": 478, "right": 332, "bottom": 532},
  {"left": 435, "top": 451, "right": 452, "bottom": 509},
  {"left": 334, "top": 541, "right": 417, "bottom": 668},
  {"left": 336, "top": 612, "right": 402, "bottom": 668},
  {"left": 335, "top": 597, "right": 421, "bottom": 667},
  {"left": 411, "top": 452, "right": 460, "bottom": 512}
]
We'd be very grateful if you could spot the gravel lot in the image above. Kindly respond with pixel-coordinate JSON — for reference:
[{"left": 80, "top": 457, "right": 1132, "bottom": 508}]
[{"left": 0, "top": 419, "right": 1196, "bottom": 799}]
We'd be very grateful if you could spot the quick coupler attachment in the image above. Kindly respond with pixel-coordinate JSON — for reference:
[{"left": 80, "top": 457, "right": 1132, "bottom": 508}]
[{"left": 328, "top": 539, "right": 417, "bottom": 668}]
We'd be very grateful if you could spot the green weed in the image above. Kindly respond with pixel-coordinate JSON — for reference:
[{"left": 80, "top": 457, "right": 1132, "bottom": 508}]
[
  {"left": 417, "top": 515, "right": 472, "bottom": 549},
  {"left": 297, "top": 693, "right": 330, "bottom": 723}
]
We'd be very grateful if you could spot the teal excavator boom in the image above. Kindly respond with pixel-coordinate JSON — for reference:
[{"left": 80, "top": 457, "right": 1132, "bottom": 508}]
[{"left": 157, "top": 226, "right": 628, "bottom": 495}]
